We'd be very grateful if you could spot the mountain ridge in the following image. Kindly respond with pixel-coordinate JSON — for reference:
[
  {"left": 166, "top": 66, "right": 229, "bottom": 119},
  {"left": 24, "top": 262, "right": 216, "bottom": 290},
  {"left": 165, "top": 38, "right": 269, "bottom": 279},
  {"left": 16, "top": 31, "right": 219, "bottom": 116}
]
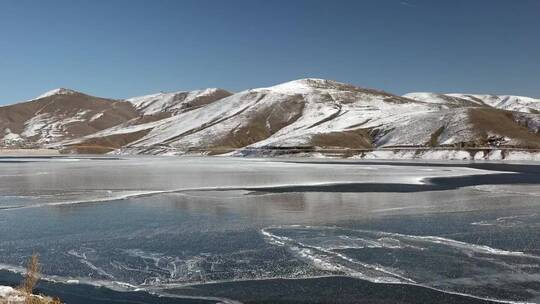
[
  {"left": 404, "top": 92, "right": 540, "bottom": 113},
  {"left": 1, "top": 78, "right": 539, "bottom": 159}
]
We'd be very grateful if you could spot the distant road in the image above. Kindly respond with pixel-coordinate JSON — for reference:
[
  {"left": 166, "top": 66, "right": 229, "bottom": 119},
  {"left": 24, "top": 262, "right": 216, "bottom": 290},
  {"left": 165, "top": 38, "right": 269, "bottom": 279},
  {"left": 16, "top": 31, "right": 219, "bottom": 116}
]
[{"left": 0, "top": 149, "right": 60, "bottom": 156}]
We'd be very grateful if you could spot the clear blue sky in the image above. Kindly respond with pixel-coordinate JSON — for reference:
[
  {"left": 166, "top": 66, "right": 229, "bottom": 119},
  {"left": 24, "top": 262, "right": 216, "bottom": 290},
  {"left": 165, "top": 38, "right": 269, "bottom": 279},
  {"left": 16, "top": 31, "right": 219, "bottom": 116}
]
[{"left": 1, "top": 0, "right": 539, "bottom": 103}]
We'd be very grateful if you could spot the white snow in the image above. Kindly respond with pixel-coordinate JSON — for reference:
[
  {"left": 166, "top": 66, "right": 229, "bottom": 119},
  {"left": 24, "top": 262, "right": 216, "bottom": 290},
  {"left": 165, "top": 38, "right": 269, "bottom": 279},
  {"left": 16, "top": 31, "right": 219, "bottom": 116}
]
[
  {"left": 2, "top": 128, "right": 24, "bottom": 145},
  {"left": 352, "top": 149, "right": 540, "bottom": 161},
  {"left": 0, "top": 286, "right": 15, "bottom": 297},
  {"left": 405, "top": 92, "right": 540, "bottom": 113},
  {"left": 503, "top": 150, "right": 540, "bottom": 161},
  {"left": 3, "top": 133, "right": 22, "bottom": 141},
  {"left": 89, "top": 112, "right": 104, "bottom": 122},
  {"left": 260, "top": 78, "right": 328, "bottom": 94},
  {"left": 404, "top": 92, "right": 452, "bottom": 105},
  {"left": 21, "top": 110, "right": 90, "bottom": 143},
  {"left": 22, "top": 114, "right": 50, "bottom": 137},
  {"left": 0, "top": 286, "right": 25, "bottom": 303},
  {"left": 0, "top": 286, "right": 51, "bottom": 303},
  {"left": 34, "top": 88, "right": 78, "bottom": 100},
  {"left": 451, "top": 94, "right": 540, "bottom": 113}
]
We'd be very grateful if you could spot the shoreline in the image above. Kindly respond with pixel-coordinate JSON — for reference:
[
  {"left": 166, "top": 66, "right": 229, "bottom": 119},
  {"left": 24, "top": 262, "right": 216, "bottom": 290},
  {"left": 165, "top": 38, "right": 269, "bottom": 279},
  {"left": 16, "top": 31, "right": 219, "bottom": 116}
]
[{"left": 0, "top": 149, "right": 60, "bottom": 156}]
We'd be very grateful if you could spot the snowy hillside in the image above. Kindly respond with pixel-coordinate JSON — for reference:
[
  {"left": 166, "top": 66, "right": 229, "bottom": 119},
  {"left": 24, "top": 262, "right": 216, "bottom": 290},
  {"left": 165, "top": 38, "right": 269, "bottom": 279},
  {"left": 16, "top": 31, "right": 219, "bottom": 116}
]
[
  {"left": 54, "top": 88, "right": 232, "bottom": 152},
  {"left": 1, "top": 79, "right": 539, "bottom": 159},
  {"left": 114, "top": 79, "right": 540, "bottom": 156},
  {"left": 405, "top": 92, "right": 540, "bottom": 113},
  {"left": 127, "top": 88, "right": 231, "bottom": 115}
]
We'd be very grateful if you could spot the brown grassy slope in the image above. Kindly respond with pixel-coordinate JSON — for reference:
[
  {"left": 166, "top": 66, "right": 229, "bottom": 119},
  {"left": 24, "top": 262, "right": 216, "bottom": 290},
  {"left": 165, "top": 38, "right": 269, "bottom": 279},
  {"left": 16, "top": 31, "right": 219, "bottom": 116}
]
[
  {"left": 178, "top": 89, "right": 232, "bottom": 112},
  {"left": 311, "top": 129, "right": 373, "bottom": 149},
  {"left": 205, "top": 95, "right": 306, "bottom": 151},
  {"left": 467, "top": 108, "right": 540, "bottom": 148},
  {"left": 0, "top": 92, "right": 139, "bottom": 141},
  {"left": 63, "top": 129, "right": 152, "bottom": 153}
]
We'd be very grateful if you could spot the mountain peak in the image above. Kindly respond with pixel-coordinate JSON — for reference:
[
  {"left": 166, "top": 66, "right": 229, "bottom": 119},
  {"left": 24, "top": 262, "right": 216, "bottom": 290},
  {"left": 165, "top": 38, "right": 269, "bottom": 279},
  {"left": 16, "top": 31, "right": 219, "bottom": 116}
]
[
  {"left": 264, "top": 78, "right": 354, "bottom": 94},
  {"left": 286, "top": 78, "right": 336, "bottom": 85},
  {"left": 34, "top": 88, "right": 79, "bottom": 100}
]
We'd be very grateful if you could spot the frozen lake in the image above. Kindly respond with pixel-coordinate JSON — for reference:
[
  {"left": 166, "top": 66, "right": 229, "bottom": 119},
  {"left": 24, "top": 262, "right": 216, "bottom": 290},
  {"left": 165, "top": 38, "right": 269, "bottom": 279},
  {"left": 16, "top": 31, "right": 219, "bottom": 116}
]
[{"left": 0, "top": 156, "right": 539, "bottom": 303}]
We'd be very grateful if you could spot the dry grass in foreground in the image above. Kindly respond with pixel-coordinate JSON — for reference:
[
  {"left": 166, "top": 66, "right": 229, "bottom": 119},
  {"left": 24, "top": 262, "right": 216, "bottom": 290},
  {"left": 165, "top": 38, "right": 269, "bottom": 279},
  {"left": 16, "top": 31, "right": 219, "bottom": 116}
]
[{"left": 0, "top": 254, "right": 62, "bottom": 304}]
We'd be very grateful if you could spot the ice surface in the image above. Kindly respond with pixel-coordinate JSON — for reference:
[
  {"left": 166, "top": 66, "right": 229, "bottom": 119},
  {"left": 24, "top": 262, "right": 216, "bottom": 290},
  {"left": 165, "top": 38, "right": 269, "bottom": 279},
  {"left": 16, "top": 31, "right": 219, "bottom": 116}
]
[
  {"left": 262, "top": 225, "right": 540, "bottom": 303},
  {"left": 0, "top": 157, "right": 539, "bottom": 303}
]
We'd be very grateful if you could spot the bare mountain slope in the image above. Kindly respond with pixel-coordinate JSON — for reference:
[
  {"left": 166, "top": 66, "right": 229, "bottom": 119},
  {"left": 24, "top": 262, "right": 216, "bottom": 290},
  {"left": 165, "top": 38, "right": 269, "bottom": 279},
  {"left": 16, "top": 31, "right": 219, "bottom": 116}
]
[{"left": 0, "top": 89, "right": 139, "bottom": 148}]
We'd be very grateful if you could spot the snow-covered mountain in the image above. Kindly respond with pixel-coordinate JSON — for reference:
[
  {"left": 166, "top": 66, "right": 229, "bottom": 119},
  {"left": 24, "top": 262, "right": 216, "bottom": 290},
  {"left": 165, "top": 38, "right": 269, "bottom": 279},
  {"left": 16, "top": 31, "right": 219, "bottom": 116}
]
[
  {"left": 53, "top": 88, "right": 232, "bottom": 153},
  {"left": 405, "top": 92, "right": 540, "bottom": 113},
  {"left": 118, "top": 79, "right": 433, "bottom": 154},
  {"left": 112, "top": 79, "right": 539, "bottom": 156},
  {"left": 1, "top": 79, "right": 539, "bottom": 159}
]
